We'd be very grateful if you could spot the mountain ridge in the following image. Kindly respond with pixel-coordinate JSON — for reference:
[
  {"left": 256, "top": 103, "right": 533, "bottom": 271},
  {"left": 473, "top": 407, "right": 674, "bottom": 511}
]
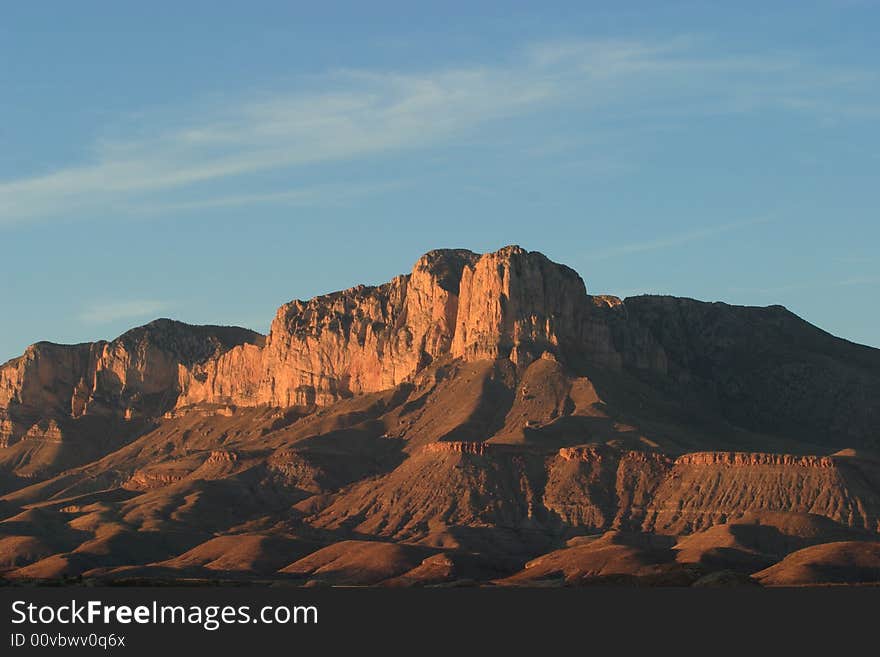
[{"left": 1, "top": 245, "right": 878, "bottom": 586}]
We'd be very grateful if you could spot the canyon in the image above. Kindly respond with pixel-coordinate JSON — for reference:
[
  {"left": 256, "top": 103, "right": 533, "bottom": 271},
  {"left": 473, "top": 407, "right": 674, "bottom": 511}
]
[{"left": 1, "top": 245, "right": 879, "bottom": 586}]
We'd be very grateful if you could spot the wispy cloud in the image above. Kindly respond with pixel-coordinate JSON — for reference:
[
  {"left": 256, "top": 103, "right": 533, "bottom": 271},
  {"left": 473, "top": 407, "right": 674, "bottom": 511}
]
[
  {"left": 1, "top": 38, "right": 875, "bottom": 226},
  {"left": 135, "top": 181, "right": 406, "bottom": 214},
  {"left": 586, "top": 216, "right": 772, "bottom": 260},
  {"left": 78, "top": 300, "right": 171, "bottom": 325}
]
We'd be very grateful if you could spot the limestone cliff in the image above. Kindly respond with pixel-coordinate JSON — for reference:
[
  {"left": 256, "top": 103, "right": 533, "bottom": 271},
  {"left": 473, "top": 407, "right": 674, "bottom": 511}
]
[
  {"left": 177, "top": 246, "right": 624, "bottom": 409},
  {"left": 1, "top": 243, "right": 879, "bottom": 583},
  {"left": 0, "top": 320, "right": 261, "bottom": 447},
  {"left": 3, "top": 245, "right": 879, "bottom": 456}
]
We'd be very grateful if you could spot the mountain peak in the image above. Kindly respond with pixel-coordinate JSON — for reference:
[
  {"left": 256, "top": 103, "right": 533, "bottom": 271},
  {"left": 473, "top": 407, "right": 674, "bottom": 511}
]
[
  {"left": 2, "top": 245, "right": 879, "bottom": 586},
  {"left": 174, "top": 246, "right": 600, "bottom": 409},
  {"left": 3, "top": 245, "right": 878, "bottom": 454}
]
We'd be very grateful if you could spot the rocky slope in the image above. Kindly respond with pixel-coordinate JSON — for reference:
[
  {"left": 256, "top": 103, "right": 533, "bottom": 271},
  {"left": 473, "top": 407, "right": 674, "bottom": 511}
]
[
  {"left": 1, "top": 245, "right": 878, "bottom": 586},
  {"left": 1, "top": 320, "right": 261, "bottom": 440}
]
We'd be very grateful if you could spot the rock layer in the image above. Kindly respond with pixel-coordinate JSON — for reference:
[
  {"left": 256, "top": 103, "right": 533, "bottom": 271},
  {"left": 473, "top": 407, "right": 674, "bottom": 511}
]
[
  {"left": 176, "top": 246, "right": 627, "bottom": 410},
  {"left": 0, "top": 320, "right": 261, "bottom": 447}
]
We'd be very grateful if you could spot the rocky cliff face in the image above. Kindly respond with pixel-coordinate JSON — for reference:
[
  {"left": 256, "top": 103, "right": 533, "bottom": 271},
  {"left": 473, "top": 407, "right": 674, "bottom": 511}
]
[
  {"left": 173, "top": 245, "right": 879, "bottom": 451},
  {"left": 1, "top": 244, "right": 879, "bottom": 584},
  {"left": 449, "top": 246, "right": 588, "bottom": 364},
  {"left": 177, "top": 246, "right": 625, "bottom": 409},
  {"left": 177, "top": 249, "right": 480, "bottom": 407},
  {"left": 644, "top": 451, "right": 880, "bottom": 534},
  {"left": 0, "top": 320, "right": 261, "bottom": 447},
  {"left": 4, "top": 246, "right": 878, "bottom": 455}
]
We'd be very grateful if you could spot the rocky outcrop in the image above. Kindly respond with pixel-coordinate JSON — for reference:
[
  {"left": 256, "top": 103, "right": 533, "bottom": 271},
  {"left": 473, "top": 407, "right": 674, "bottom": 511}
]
[
  {"left": 205, "top": 450, "right": 238, "bottom": 464},
  {"left": 0, "top": 342, "right": 92, "bottom": 437},
  {"left": 177, "top": 246, "right": 626, "bottom": 409},
  {"left": 21, "top": 419, "right": 64, "bottom": 443},
  {"left": 423, "top": 441, "right": 492, "bottom": 456},
  {"left": 675, "top": 452, "right": 835, "bottom": 468},
  {"left": 450, "top": 246, "right": 587, "bottom": 364},
  {"left": 0, "top": 415, "right": 14, "bottom": 448},
  {"left": 125, "top": 469, "right": 190, "bottom": 491},
  {"left": 0, "top": 320, "right": 261, "bottom": 446},
  {"left": 645, "top": 451, "right": 879, "bottom": 534},
  {"left": 177, "top": 250, "right": 479, "bottom": 408}
]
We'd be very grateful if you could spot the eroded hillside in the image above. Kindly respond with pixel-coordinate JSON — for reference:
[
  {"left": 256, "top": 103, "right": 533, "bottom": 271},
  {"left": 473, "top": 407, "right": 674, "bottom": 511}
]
[{"left": 1, "top": 246, "right": 878, "bottom": 586}]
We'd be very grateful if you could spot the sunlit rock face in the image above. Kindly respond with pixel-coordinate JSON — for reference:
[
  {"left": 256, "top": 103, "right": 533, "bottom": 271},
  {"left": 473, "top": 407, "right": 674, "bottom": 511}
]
[
  {"left": 3, "top": 244, "right": 878, "bottom": 455},
  {"left": 3, "top": 245, "right": 631, "bottom": 437},
  {"left": 451, "top": 246, "right": 588, "bottom": 364},
  {"left": 0, "top": 320, "right": 261, "bottom": 446},
  {"left": 177, "top": 246, "right": 634, "bottom": 409},
  {"left": 2, "top": 245, "right": 880, "bottom": 585},
  {"left": 177, "top": 248, "right": 478, "bottom": 408}
]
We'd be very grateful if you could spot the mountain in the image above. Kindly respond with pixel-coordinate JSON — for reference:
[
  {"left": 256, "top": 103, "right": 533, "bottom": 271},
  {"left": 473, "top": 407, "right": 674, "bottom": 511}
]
[{"left": 1, "top": 245, "right": 878, "bottom": 586}]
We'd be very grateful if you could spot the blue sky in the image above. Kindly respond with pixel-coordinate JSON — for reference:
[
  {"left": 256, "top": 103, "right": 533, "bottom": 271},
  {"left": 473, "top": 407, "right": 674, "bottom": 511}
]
[{"left": 1, "top": 1, "right": 878, "bottom": 362}]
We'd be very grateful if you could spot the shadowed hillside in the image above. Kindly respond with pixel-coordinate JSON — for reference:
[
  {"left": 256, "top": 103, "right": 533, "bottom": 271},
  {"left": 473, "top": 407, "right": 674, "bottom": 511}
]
[{"left": 2, "top": 246, "right": 878, "bottom": 586}]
